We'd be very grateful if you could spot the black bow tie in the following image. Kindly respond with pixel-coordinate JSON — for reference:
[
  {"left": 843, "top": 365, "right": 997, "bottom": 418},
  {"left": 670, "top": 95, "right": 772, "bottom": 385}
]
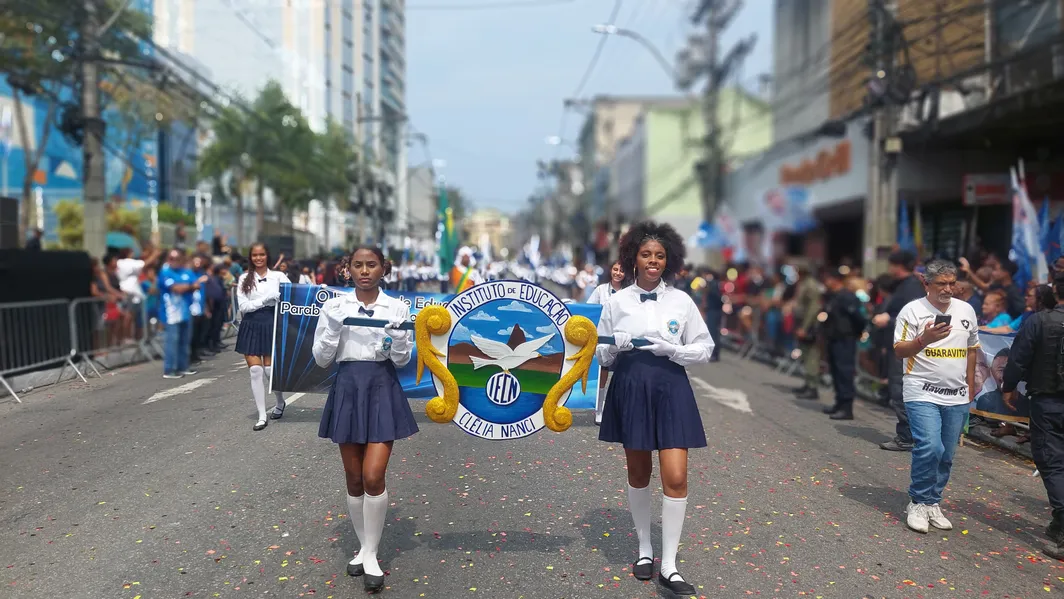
[
  {"left": 640, "top": 292, "right": 658, "bottom": 303},
  {"left": 258, "top": 277, "right": 267, "bottom": 283},
  {"left": 359, "top": 306, "right": 374, "bottom": 317}
]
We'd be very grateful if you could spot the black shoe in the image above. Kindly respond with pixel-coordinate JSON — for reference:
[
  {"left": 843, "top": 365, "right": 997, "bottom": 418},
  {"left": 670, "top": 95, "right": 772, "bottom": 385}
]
[
  {"left": 363, "top": 573, "right": 385, "bottom": 593},
  {"left": 658, "top": 572, "right": 696, "bottom": 596},
  {"left": 1047, "top": 514, "right": 1064, "bottom": 543},
  {"left": 347, "top": 560, "right": 364, "bottom": 577},
  {"left": 880, "top": 439, "right": 914, "bottom": 452},
  {"left": 253, "top": 419, "right": 268, "bottom": 431},
  {"left": 632, "top": 557, "right": 653, "bottom": 581},
  {"left": 795, "top": 389, "right": 820, "bottom": 400},
  {"left": 792, "top": 384, "right": 811, "bottom": 394},
  {"left": 829, "top": 409, "right": 854, "bottom": 421},
  {"left": 270, "top": 405, "right": 285, "bottom": 420},
  {"left": 1044, "top": 541, "right": 1064, "bottom": 561}
]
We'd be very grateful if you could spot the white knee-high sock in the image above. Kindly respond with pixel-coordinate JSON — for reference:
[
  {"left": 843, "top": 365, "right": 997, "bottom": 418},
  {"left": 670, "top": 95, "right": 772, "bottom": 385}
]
[
  {"left": 627, "top": 484, "right": 653, "bottom": 560},
  {"left": 264, "top": 366, "right": 285, "bottom": 409},
  {"left": 361, "top": 489, "right": 389, "bottom": 577},
  {"left": 249, "top": 365, "right": 267, "bottom": 421},
  {"left": 347, "top": 494, "right": 366, "bottom": 565},
  {"left": 659, "top": 495, "right": 688, "bottom": 579}
]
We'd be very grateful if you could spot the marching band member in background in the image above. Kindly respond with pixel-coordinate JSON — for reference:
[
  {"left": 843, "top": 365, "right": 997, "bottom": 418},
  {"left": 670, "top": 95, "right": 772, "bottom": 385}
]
[
  {"left": 586, "top": 261, "right": 629, "bottom": 425},
  {"left": 312, "top": 245, "right": 418, "bottom": 594},
  {"left": 235, "top": 243, "right": 288, "bottom": 431},
  {"left": 595, "top": 221, "right": 713, "bottom": 596},
  {"left": 450, "top": 246, "right": 484, "bottom": 293}
]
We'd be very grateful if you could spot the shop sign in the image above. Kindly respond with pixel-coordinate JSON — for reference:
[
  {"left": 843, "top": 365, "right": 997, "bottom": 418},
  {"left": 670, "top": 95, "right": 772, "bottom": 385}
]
[
  {"left": 962, "top": 174, "right": 1010, "bottom": 206},
  {"left": 779, "top": 140, "right": 852, "bottom": 186}
]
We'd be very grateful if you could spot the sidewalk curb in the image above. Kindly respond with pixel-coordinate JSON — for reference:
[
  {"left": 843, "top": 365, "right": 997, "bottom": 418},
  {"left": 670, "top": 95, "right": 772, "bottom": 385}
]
[{"left": 964, "top": 423, "right": 1033, "bottom": 459}]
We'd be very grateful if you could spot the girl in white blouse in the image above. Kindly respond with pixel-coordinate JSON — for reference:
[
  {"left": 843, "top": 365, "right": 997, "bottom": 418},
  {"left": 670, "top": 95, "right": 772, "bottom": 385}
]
[
  {"left": 595, "top": 221, "right": 714, "bottom": 596},
  {"left": 235, "top": 243, "right": 288, "bottom": 431},
  {"left": 587, "top": 260, "right": 629, "bottom": 424},
  {"left": 312, "top": 245, "right": 418, "bottom": 594}
]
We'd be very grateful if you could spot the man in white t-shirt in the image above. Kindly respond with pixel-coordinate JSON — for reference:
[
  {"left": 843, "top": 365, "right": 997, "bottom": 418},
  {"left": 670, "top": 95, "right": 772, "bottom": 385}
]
[{"left": 893, "top": 259, "right": 979, "bottom": 534}]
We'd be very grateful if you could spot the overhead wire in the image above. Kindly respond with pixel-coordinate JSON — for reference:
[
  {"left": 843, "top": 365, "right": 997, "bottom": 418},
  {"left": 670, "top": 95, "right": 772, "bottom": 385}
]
[
  {"left": 407, "top": 0, "right": 576, "bottom": 10},
  {"left": 551, "top": 0, "right": 623, "bottom": 162}
]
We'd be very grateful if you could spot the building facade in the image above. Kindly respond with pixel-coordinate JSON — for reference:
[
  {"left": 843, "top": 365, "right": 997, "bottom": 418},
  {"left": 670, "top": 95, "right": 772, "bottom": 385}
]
[
  {"left": 154, "top": 0, "right": 408, "bottom": 247},
  {"left": 601, "top": 90, "right": 772, "bottom": 252},
  {"left": 406, "top": 165, "right": 436, "bottom": 242},
  {"left": 464, "top": 208, "right": 512, "bottom": 259},
  {"left": 723, "top": 0, "right": 1043, "bottom": 270}
]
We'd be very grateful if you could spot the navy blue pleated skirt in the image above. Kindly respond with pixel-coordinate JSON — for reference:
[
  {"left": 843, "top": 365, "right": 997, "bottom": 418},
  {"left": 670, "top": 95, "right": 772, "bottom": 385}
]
[
  {"left": 318, "top": 360, "right": 419, "bottom": 444},
  {"left": 235, "top": 306, "right": 275, "bottom": 356},
  {"left": 599, "top": 351, "right": 707, "bottom": 451}
]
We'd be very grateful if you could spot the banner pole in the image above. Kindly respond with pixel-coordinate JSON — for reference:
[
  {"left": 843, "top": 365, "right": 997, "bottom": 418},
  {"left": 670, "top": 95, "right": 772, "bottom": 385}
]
[{"left": 340, "top": 316, "right": 650, "bottom": 347}]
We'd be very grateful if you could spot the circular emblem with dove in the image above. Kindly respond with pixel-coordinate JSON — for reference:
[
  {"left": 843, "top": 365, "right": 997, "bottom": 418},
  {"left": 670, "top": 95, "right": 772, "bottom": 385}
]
[{"left": 429, "top": 281, "right": 581, "bottom": 440}]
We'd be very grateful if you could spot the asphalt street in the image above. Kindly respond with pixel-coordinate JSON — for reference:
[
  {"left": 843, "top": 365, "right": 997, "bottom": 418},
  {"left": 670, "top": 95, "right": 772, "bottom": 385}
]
[{"left": 1, "top": 349, "right": 1062, "bottom": 599}]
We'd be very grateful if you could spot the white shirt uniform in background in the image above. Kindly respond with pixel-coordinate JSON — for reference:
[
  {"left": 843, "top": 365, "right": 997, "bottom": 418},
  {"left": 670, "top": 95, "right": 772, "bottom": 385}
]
[
  {"left": 236, "top": 270, "right": 288, "bottom": 315},
  {"left": 596, "top": 282, "right": 715, "bottom": 367},
  {"left": 587, "top": 282, "right": 620, "bottom": 305},
  {"left": 116, "top": 258, "right": 146, "bottom": 302},
  {"left": 312, "top": 291, "right": 412, "bottom": 367},
  {"left": 298, "top": 273, "right": 314, "bottom": 285},
  {"left": 893, "top": 297, "right": 980, "bottom": 406}
]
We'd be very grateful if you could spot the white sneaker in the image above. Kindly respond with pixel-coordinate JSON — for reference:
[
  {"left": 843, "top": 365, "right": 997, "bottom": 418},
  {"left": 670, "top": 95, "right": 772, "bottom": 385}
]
[
  {"left": 928, "top": 503, "right": 953, "bottom": 530},
  {"left": 906, "top": 502, "right": 929, "bottom": 533}
]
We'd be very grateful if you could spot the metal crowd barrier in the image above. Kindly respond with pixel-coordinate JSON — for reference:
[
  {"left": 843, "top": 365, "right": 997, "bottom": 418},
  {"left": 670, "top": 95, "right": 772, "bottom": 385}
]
[
  {"left": 0, "top": 299, "right": 87, "bottom": 403},
  {"left": 723, "top": 331, "right": 886, "bottom": 401},
  {"left": 224, "top": 286, "right": 240, "bottom": 339},
  {"left": 69, "top": 297, "right": 155, "bottom": 375},
  {"left": 0, "top": 297, "right": 170, "bottom": 403}
]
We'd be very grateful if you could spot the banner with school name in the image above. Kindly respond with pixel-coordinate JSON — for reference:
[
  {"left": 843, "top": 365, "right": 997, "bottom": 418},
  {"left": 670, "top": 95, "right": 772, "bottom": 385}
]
[
  {"left": 971, "top": 332, "right": 1028, "bottom": 424},
  {"left": 269, "top": 284, "right": 603, "bottom": 415}
]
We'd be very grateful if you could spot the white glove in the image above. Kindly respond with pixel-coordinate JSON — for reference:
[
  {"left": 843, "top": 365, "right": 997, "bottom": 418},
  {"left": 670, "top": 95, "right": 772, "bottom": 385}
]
[
  {"left": 322, "top": 302, "right": 347, "bottom": 331},
  {"left": 612, "top": 331, "right": 633, "bottom": 352},
  {"left": 384, "top": 318, "right": 410, "bottom": 339},
  {"left": 640, "top": 338, "right": 678, "bottom": 358},
  {"left": 385, "top": 317, "right": 408, "bottom": 336}
]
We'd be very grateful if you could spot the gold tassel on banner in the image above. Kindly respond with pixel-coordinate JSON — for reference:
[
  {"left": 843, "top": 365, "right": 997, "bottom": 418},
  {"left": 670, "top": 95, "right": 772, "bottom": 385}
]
[
  {"left": 542, "top": 315, "right": 597, "bottom": 433},
  {"left": 414, "top": 305, "right": 460, "bottom": 424}
]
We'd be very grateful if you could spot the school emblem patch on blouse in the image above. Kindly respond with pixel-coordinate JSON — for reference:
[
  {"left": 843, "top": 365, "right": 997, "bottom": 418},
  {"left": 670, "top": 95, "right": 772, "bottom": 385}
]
[
  {"left": 413, "top": 281, "right": 598, "bottom": 439},
  {"left": 667, "top": 319, "right": 680, "bottom": 335}
]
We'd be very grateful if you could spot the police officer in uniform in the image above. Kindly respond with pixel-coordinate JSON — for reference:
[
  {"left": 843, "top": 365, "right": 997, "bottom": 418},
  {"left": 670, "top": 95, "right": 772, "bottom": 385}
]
[
  {"left": 1002, "top": 271, "right": 1064, "bottom": 560},
  {"left": 701, "top": 268, "right": 724, "bottom": 362},
  {"left": 793, "top": 261, "right": 824, "bottom": 399},
  {"left": 821, "top": 267, "right": 866, "bottom": 420}
]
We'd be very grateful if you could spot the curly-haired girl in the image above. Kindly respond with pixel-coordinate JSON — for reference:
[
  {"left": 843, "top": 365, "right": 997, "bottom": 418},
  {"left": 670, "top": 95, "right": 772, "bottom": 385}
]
[{"left": 595, "top": 220, "right": 714, "bottom": 595}]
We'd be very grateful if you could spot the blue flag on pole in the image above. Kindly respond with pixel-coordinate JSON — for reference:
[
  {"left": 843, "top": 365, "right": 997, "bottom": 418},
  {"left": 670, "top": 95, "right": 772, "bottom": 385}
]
[
  {"left": 898, "top": 199, "right": 916, "bottom": 253},
  {"left": 1053, "top": 211, "right": 1064, "bottom": 266},
  {"left": 1039, "top": 197, "right": 1051, "bottom": 257},
  {"left": 1010, "top": 167, "right": 1049, "bottom": 289}
]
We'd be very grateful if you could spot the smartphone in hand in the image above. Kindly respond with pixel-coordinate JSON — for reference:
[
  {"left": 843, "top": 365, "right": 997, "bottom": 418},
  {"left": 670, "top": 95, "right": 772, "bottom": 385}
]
[{"left": 934, "top": 314, "right": 952, "bottom": 327}]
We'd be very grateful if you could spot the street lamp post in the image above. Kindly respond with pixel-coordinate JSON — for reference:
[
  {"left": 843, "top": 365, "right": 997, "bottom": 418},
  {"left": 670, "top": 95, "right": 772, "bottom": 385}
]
[{"left": 591, "top": 24, "right": 681, "bottom": 82}]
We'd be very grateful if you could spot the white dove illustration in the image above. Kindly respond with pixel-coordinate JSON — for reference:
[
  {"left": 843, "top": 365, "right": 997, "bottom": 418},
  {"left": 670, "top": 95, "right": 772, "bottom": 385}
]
[{"left": 469, "top": 332, "right": 556, "bottom": 374}]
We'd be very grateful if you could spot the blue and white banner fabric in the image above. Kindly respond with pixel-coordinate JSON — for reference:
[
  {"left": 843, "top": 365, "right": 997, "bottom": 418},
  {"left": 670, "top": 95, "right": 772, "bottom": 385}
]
[
  {"left": 270, "top": 284, "right": 603, "bottom": 411},
  {"left": 971, "top": 332, "right": 1028, "bottom": 424}
]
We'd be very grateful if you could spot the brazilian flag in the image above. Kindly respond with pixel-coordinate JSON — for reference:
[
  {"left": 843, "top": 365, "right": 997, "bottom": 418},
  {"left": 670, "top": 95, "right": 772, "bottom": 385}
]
[{"left": 436, "top": 185, "right": 458, "bottom": 276}]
